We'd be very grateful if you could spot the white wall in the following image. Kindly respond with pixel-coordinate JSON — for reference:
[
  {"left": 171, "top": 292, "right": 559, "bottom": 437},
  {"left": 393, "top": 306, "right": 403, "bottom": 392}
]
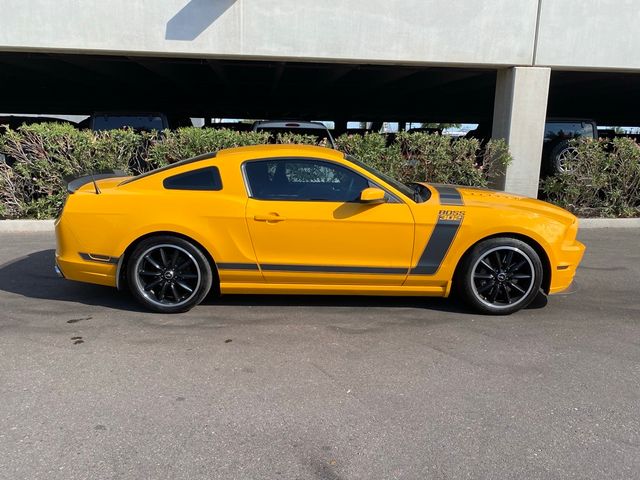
[
  {"left": 535, "top": 0, "right": 640, "bottom": 71},
  {"left": 0, "top": 0, "right": 537, "bottom": 65},
  {"left": 1, "top": 0, "right": 637, "bottom": 71}
]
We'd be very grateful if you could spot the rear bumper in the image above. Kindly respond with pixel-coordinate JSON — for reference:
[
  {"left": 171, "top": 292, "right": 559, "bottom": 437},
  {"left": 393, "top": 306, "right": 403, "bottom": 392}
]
[
  {"left": 55, "top": 218, "right": 117, "bottom": 287},
  {"left": 549, "top": 240, "right": 586, "bottom": 294},
  {"left": 54, "top": 261, "right": 65, "bottom": 278},
  {"left": 55, "top": 253, "right": 117, "bottom": 287}
]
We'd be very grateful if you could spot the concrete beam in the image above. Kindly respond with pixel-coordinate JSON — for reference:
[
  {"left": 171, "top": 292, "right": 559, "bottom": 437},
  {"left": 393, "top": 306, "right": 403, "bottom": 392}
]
[{"left": 491, "top": 67, "right": 550, "bottom": 198}]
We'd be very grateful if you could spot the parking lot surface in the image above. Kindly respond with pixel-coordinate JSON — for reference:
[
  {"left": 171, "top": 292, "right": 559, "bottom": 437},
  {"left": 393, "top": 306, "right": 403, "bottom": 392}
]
[{"left": 0, "top": 229, "right": 639, "bottom": 480}]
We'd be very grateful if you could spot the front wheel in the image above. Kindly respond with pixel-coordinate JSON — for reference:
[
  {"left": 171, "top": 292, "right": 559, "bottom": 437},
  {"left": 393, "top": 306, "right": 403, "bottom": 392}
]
[
  {"left": 457, "top": 238, "right": 543, "bottom": 315},
  {"left": 127, "top": 236, "right": 213, "bottom": 313}
]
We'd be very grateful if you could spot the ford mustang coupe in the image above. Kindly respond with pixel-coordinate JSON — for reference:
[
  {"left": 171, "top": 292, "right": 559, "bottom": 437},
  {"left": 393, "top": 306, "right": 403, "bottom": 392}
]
[{"left": 55, "top": 144, "right": 585, "bottom": 314}]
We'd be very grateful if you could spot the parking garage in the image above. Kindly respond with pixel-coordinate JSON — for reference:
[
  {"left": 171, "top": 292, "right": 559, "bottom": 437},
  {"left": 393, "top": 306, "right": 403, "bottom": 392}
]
[
  {"left": 1, "top": 0, "right": 639, "bottom": 196},
  {"left": 1, "top": 52, "right": 639, "bottom": 124}
]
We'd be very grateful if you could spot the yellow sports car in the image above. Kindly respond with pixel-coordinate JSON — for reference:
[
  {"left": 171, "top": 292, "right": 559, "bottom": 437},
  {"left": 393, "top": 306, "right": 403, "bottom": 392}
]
[{"left": 55, "top": 144, "right": 585, "bottom": 314}]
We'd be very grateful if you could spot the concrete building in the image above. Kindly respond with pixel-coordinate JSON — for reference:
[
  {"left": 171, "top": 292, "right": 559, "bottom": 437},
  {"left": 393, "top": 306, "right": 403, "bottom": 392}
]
[{"left": 1, "top": 0, "right": 639, "bottom": 196}]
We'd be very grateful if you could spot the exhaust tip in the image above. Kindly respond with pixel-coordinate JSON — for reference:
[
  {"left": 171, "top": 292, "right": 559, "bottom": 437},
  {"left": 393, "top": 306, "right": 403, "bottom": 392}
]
[{"left": 54, "top": 264, "right": 65, "bottom": 278}]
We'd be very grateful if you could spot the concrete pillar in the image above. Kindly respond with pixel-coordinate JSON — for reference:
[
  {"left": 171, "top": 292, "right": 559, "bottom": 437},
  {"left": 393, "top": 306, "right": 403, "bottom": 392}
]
[{"left": 491, "top": 67, "right": 551, "bottom": 197}]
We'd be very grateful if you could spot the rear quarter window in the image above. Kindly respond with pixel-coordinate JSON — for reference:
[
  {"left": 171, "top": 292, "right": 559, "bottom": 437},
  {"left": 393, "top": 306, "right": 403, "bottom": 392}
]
[{"left": 163, "top": 167, "right": 222, "bottom": 191}]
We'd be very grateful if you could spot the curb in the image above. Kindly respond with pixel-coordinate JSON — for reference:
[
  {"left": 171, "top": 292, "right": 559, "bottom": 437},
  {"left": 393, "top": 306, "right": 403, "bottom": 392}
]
[
  {"left": 579, "top": 218, "right": 640, "bottom": 229},
  {"left": 0, "top": 218, "right": 639, "bottom": 232},
  {"left": 0, "top": 220, "right": 55, "bottom": 232}
]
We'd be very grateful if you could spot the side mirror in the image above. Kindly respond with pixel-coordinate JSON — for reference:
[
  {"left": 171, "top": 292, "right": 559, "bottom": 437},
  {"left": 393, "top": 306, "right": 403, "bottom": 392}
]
[{"left": 359, "top": 187, "right": 386, "bottom": 204}]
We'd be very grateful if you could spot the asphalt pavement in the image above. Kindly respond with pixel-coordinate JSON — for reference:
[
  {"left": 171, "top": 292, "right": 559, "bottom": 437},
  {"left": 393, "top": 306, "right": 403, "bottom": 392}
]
[{"left": 0, "top": 229, "right": 638, "bottom": 480}]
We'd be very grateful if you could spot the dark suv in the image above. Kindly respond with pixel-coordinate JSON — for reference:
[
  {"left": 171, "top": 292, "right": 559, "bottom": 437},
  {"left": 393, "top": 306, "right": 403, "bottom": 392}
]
[
  {"left": 79, "top": 112, "right": 193, "bottom": 132},
  {"left": 466, "top": 118, "right": 597, "bottom": 175},
  {"left": 542, "top": 118, "right": 597, "bottom": 174}
]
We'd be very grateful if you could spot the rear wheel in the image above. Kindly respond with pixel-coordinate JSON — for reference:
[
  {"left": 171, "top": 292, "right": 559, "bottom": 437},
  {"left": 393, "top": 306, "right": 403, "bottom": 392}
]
[
  {"left": 549, "top": 141, "right": 578, "bottom": 174},
  {"left": 127, "top": 236, "right": 212, "bottom": 313},
  {"left": 458, "top": 237, "right": 543, "bottom": 315}
]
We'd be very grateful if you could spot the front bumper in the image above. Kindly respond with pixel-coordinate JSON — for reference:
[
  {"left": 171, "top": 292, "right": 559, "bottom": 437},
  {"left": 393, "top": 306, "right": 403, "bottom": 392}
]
[{"left": 549, "top": 240, "right": 586, "bottom": 294}]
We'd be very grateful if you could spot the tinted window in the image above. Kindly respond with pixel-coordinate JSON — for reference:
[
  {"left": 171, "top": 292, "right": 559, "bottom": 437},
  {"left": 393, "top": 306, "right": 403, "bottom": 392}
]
[
  {"left": 544, "top": 122, "right": 594, "bottom": 142},
  {"left": 93, "top": 115, "right": 165, "bottom": 131},
  {"left": 244, "top": 159, "right": 370, "bottom": 202},
  {"left": 163, "top": 167, "right": 222, "bottom": 191}
]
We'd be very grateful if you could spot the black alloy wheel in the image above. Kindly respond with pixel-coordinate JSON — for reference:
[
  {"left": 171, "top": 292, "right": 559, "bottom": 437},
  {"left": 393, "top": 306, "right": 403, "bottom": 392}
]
[
  {"left": 458, "top": 237, "right": 543, "bottom": 315},
  {"left": 128, "top": 236, "right": 213, "bottom": 313}
]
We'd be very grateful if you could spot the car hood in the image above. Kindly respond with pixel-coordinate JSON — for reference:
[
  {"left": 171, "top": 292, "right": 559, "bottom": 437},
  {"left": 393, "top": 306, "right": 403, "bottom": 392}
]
[{"left": 420, "top": 183, "right": 577, "bottom": 225}]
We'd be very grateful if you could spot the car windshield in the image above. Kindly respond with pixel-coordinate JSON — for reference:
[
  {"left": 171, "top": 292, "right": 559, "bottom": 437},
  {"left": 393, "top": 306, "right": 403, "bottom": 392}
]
[{"left": 345, "top": 155, "right": 422, "bottom": 202}]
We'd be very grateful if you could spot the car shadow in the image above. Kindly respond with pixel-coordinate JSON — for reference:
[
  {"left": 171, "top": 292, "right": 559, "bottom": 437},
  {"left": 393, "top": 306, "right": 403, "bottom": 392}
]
[
  {"left": 0, "top": 249, "right": 545, "bottom": 314},
  {"left": 206, "top": 293, "right": 474, "bottom": 314},
  {"left": 0, "top": 249, "right": 146, "bottom": 312}
]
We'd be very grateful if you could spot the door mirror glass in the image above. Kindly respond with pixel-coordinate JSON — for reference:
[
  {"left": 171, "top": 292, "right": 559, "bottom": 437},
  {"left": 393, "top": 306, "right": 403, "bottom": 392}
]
[{"left": 359, "top": 187, "right": 386, "bottom": 204}]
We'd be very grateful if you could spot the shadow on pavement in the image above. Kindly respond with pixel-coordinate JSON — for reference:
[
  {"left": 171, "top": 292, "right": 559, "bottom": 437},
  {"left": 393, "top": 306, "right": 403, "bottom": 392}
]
[
  {"left": 0, "top": 249, "right": 544, "bottom": 315},
  {"left": 208, "top": 293, "right": 473, "bottom": 314},
  {"left": 0, "top": 249, "right": 145, "bottom": 312}
]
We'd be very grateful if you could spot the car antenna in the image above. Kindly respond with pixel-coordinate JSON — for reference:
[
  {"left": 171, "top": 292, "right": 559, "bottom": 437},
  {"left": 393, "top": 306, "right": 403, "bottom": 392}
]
[{"left": 90, "top": 173, "right": 101, "bottom": 194}]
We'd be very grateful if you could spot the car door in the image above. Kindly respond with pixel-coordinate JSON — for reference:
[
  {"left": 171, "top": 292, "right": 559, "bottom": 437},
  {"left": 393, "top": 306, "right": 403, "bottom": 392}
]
[{"left": 243, "top": 157, "right": 414, "bottom": 285}]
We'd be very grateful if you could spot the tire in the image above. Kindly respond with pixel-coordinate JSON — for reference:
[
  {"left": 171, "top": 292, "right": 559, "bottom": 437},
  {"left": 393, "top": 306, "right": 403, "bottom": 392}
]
[
  {"left": 127, "top": 235, "right": 213, "bottom": 313},
  {"left": 457, "top": 237, "right": 543, "bottom": 315},
  {"left": 548, "top": 141, "right": 578, "bottom": 174}
]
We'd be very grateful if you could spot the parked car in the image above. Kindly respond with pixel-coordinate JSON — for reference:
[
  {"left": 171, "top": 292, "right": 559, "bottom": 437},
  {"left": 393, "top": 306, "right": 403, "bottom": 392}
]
[
  {"left": 56, "top": 144, "right": 584, "bottom": 315},
  {"left": 252, "top": 120, "right": 336, "bottom": 148},
  {"left": 541, "top": 118, "right": 597, "bottom": 174},
  {"left": 79, "top": 112, "right": 193, "bottom": 132},
  {"left": 465, "top": 118, "right": 598, "bottom": 175}
]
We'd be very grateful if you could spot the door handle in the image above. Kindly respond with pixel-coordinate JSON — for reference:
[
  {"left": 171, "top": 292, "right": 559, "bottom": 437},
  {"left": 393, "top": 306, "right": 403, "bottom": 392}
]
[{"left": 254, "top": 213, "right": 286, "bottom": 222}]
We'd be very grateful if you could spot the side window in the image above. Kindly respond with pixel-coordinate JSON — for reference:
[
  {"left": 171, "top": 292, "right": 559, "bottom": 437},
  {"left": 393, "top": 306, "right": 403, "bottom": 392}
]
[
  {"left": 545, "top": 122, "right": 593, "bottom": 142},
  {"left": 244, "top": 158, "right": 370, "bottom": 202},
  {"left": 163, "top": 167, "right": 222, "bottom": 191}
]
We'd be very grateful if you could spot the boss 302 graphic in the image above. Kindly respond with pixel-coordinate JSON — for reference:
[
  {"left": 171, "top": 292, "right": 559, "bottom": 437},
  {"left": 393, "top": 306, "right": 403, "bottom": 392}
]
[{"left": 55, "top": 145, "right": 585, "bottom": 314}]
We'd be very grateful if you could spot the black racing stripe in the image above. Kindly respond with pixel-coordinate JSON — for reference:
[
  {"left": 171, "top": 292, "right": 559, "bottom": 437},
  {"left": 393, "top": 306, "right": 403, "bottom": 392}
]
[
  {"left": 410, "top": 218, "right": 462, "bottom": 275},
  {"left": 79, "top": 252, "right": 119, "bottom": 264},
  {"left": 260, "top": 264, "right": 408, "bottom": 275},
  {"left": 217, "top": 263, "right": 260, "bottom": 271},
  {"left": 432, "top": 184, "right": 464, "bottom": 206}
]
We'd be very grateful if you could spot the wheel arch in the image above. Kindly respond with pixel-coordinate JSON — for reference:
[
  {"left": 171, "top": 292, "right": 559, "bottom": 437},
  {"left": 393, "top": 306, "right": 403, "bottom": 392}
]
[
  {"left": 116, "top": 231, "right": 219, "bottom": 293},
  {"left": 453, "top": 232, "right": 552, "bottom": 294}
]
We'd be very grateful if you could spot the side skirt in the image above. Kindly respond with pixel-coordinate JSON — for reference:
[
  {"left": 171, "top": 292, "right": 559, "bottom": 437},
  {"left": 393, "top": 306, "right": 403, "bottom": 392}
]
[{"left": 219, "top": 282, "right": 450, "bottom": 297}]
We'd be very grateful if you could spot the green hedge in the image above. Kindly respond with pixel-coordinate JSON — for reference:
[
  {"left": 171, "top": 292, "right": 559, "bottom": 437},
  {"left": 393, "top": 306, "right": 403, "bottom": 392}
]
[
  {"left": 540, "top": 137, "right": 640, "bottom": 218},
  {"left": 0, "top": 123, "right": 510, "bottom": 219}
]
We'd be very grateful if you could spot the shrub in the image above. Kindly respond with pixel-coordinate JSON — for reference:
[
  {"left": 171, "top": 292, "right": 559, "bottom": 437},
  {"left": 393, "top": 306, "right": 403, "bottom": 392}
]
[
  {"left": 0, "top": 123, "right": 145, "bottom": 219},
  {"left": 0, "top": 124, "right": 510, "bottom": 219},
  {"left": 337, "top": 133, "right": 404, "bottom": 179},
  {"left": 146, "top": 128, "right": 269, "bottom": 168},
  {"left": 540, "top": 137, "right": 640, "bottom": 217},
  {"left": 337, "top": 132, "right": 510, "bottom": 188}
]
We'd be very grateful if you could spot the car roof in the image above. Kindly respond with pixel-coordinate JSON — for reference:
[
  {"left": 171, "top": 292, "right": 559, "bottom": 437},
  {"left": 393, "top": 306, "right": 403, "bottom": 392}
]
[
  {"left": 120, "top": 145, "right": 345, "bottom": 186},
  {"left": 217, "top": 144, "right": 344, "bottom": 160}
]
